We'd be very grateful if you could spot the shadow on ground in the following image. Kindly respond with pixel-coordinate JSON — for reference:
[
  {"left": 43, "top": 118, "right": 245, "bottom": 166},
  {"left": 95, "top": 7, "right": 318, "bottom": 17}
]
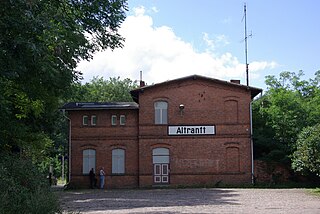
[{"left": 58, "top": 188, "right": 239, "bottom": 213}]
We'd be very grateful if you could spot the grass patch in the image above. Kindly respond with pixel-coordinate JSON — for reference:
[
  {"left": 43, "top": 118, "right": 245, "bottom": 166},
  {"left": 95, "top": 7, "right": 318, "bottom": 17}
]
[{"left": 309, "top": 188, "right": 320, "bottom": 196}]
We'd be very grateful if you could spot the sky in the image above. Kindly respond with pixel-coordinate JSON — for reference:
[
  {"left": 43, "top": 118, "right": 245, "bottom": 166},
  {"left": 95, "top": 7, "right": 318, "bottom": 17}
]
[{"left": 78, "top": 0, "right": 320, "bottom": 90}]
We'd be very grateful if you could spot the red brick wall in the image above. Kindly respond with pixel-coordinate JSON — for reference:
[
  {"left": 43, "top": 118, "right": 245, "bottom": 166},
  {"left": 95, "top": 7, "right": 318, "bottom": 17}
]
[
  {"left": 254, "top": 160, "right": 291, "bottom": 184},
  {"left": 137, "top": 78, "right": 253, "bottom": 187},
  {"left": 69, "top": 109, "right": 139, "bottom": 188},
  {"left": 68, "top": 77, "right": 255, "bottom": 188}
]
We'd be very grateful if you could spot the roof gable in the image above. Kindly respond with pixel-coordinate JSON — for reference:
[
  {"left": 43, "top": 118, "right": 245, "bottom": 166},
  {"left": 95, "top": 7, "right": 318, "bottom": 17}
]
[{"left": 130, "top": 74, "right": 262, "bottom": 102}]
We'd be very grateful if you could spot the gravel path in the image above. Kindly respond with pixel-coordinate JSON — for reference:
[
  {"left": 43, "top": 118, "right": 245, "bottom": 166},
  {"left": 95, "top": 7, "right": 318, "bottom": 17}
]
[{"left": 59, "top": 188, "right": 320, "bottom": 213}]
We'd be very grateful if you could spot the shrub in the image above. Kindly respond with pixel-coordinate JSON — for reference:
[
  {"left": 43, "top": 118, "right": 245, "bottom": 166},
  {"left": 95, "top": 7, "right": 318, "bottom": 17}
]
[{"left": 0, "top": 153, "right": 60, "bottom": 214}]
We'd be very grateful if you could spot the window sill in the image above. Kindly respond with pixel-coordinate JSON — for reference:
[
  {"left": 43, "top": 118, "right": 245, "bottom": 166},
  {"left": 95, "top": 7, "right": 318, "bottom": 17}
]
[{"left": 111, "top": 173, "right": 125, "bottom": 176}]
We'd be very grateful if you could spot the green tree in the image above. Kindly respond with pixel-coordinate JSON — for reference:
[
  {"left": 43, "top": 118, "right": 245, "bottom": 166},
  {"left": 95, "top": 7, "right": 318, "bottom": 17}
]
[
  {"left": 292, "top": 124, "right": 320, "bottom": 176},
  {"left": 253, "top": 71, "right": 320, "bottom": 164},
  {"left": 0, "top": 0, "right": 128, "bottom": 212},
  {"left": 68, "top": 76, "right": 138, "bottom": 102},
  {"left": 0, "top": 0, "right": 128, "bottom": 153}
]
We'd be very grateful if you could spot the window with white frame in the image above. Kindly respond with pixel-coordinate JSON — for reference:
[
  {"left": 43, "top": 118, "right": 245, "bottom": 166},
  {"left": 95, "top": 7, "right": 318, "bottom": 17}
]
[
  {"left": 83, "top": 149, "right": 96, "bottom": 174},
  {"left": 91, "top": 115, "right": 97, "bottom": 126},
  {"left": 120, "top": 115, "right": 126, "bottom": 125},
  {"left": 83, "top": 115, "right": 88, "bottom": 125},
  {"left": 154, "top": 101, "right": 168, "bottom": 124},
  {"left": 111, "top": 115, "right": 117, "bottom": 125},
  {"left": 112, "top": 149, "right": 125, "bottom": 174}
]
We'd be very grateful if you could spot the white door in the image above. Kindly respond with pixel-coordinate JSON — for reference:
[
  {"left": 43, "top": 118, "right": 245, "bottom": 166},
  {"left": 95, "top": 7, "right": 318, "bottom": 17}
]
[
  {"left": 152, "top": 148, "right": 170, "bottom": 184},
  {"left": 153, "top": 163, "right": 169, "bottom": 184}
]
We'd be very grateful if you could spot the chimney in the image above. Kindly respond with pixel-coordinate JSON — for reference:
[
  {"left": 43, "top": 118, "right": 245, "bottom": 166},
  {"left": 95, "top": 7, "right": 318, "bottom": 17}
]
[
  {"left": 140, "top": 80, "right": 145, "bottom": 87},
  {"left": 230, "top": 79, "right": 240, "bottom": 84}
]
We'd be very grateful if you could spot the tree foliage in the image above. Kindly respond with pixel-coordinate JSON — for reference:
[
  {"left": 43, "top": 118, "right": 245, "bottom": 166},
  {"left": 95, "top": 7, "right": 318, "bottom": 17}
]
[
  {"left": 292, "top": 124, "right": 320, "bottom": 176},
  {"left": 0, "top": 0, "right": 128, "bottom": 153},
  {"left": 253, "top": 70, "right": 320, "bottom": 167},
  {"left": 68, "top": 76, "right": 138, "bottom": 102},
  {"left": 0, "top": 0, "right": 128, "bottom": 211},
  {"left": 0, "top": 153, "right": 60, "bottom": 213}
]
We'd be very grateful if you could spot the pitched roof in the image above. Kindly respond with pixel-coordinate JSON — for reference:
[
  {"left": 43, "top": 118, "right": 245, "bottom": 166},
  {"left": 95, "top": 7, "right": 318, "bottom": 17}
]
[
  {"left": 61, "top": 102, "right": 139, "bottom": 110},
  {"left": 130, "top": 74, "right": 262, "bottom": 102}
]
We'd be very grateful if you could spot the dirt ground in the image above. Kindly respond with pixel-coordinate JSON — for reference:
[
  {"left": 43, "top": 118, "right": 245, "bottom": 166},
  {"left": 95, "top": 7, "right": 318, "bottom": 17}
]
[{"left": 58, "top": 188, "right": 320, "bottom": 213}]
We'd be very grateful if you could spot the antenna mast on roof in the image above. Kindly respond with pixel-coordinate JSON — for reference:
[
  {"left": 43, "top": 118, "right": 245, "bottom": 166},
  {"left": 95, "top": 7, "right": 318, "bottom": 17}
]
[
  {"left": 140, "top": 70, "right": 142, "bottom": 82},
  {"left": 139, "top": 70, "right": 145, "bottom": 87},
  {"left": 243, "top": 3, "right": 252, "bottom": 86}
]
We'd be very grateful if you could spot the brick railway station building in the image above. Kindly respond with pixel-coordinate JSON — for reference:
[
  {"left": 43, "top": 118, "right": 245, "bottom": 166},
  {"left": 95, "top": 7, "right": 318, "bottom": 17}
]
[{"left": 62, "top": 75, "right": 262, "bottom": 188}]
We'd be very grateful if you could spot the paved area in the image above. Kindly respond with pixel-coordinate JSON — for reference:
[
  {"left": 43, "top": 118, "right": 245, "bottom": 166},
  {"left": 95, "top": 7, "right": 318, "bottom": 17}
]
[{"left": 58, "top": 188, "right": 320, "bottom": 213}]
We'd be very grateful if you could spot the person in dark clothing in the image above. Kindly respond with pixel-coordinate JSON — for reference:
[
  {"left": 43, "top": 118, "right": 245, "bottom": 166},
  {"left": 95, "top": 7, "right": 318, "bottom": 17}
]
[
  {"left": 48, "top": 172, "right": 52, "bottom": 186},
  {"left": 89, "top": 168, "right": 96, "bottom": 188}
]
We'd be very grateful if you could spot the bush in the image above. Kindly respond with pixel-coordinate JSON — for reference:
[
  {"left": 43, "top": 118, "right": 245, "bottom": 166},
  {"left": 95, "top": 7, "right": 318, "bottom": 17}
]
[
  {"left": 0, "top": 153, "right": 60, "bottom": 214},
  {"left": 292, "top": 124, "right": 320, "bottom": 176}
]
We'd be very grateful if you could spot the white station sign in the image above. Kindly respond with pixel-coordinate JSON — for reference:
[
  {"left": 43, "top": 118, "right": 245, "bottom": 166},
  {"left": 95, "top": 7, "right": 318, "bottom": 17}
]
[{"left": 168, "top": 125, "right": 215, "bottom": 136}]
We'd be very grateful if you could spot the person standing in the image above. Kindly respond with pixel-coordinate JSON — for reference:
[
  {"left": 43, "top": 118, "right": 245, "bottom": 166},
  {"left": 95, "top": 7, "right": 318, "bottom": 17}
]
[
  {"left": 89, "top": 168, "right": 95, "bottom": 189},
  {"left": 99, "top": 167, "right": 106, "bottom": 189}
]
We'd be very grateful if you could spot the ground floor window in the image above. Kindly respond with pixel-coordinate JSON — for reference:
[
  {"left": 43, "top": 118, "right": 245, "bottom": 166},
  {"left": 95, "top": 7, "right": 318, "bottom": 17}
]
[
  {"left": 83, "top": 149, "right": 96, "bottom": 174},
  {"left": 112, "top": 149, "right": 125, "bottom": 174}
]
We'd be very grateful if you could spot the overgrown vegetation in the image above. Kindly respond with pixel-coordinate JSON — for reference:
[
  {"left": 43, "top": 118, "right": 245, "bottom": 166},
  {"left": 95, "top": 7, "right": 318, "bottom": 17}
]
[
  {"left": 0, "top": 0, "right": 128, "bottom": 212},
  {"left": 0, "top": 153, "right": 60, "bottom": 214},
  {"left": 253, "top": 70, "right": 320, "bottom": 181}
]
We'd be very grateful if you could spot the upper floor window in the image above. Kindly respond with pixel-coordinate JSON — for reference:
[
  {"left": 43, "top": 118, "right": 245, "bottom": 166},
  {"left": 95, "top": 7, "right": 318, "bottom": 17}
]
[
  {"left": 91, "top": 115, "right": 97, "bottom": 126},
  {"left": 120, "top": 115, "right": 126, "bottom": 125},
  {"left": 112, "top": 149, "right": 125, "bottom": 174},
  {"left": 154, "top": 101, "right": 168, "bottom": 124},
  {"left": 83, "top": 115, "right": 88, "bottom": 125},
  {"left": 111, "top": 115, "right": 117, "bottom": 126},
  {"left": 83, "top": 149, "right": 96, "bottom": 174}
]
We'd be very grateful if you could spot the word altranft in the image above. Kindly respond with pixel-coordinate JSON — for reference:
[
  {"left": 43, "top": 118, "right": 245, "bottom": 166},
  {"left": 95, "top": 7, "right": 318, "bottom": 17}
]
[{"left": 168, "top": 125, "right": 215, "bottom": 136}]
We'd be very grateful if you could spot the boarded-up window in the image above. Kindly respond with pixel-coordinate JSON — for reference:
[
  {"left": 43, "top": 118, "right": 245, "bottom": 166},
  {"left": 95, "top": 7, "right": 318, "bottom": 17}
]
[
  {"left": 226, "top": 147, "right": 240, "bottom": 172},
  {"left": 224, "top": 100, "right": 238, "bottom": 123}
]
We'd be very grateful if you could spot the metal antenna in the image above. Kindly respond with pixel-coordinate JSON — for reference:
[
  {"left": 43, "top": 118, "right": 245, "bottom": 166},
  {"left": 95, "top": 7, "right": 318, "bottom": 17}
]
[{"left": 243, "top": 3, "right": 252, "bottom": 86}]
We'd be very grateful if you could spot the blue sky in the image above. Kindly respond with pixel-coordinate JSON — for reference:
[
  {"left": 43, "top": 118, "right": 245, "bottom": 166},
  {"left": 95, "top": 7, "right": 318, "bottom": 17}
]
[{"left": 78, "top": 0, "right": 320, "bottom": 90}]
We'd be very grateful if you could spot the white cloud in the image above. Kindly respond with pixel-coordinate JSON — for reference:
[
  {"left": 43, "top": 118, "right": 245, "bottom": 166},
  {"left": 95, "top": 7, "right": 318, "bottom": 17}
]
[
  {"left": 249, "top": 61, "right": 278, "bottom": 71},
  {"left": 150, "top": 6, "right": 159, "bottom": 13},
  {"left": 133, "top": 6, "right": 145, "bottom": 16},
  {"left": 202, "top": 33, "right": 230, "bottom": 53},
  {"left": 78, "top": 7, "right": 277, "bottom": 86}
]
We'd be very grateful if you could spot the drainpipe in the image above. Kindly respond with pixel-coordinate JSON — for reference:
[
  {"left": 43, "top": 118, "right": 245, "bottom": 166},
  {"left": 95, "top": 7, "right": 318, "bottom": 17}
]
[
  {"left": 250, "top": 102, "right": 254, "bottom": 184},
  {"left": 62, "top": 109, "right": 72, "bottom": 183}
]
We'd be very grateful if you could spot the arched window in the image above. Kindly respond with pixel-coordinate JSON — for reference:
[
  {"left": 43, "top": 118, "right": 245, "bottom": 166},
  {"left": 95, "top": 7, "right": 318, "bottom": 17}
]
[
  {"left": 154, "top": 101, "right": 168, "bottom": 124},
  {"left": 112, "top": 149, "right": 125, "bottom": 174},
  {"left": 83, "top": 149, "right": 96, "bottom": 174},
  {"left": 152, "top": 148, "right": 169, "bottom": 163},
  {"left": 224, "top": 99, "right": 239, "bottom": 123},
  {"left": 226, "top": 147, "right": 240, "bottom": 172}
]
